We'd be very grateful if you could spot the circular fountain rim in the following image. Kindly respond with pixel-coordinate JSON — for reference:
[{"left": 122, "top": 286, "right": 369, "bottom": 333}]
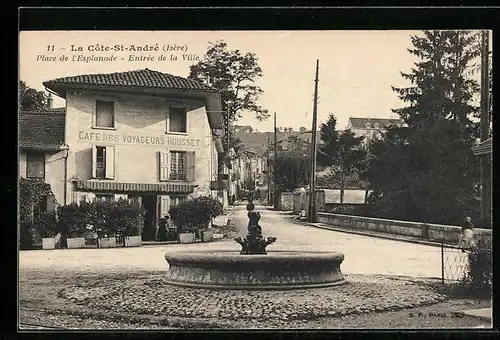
[{"left": 165, "top": 249, "right": 345, "bottom": 264}]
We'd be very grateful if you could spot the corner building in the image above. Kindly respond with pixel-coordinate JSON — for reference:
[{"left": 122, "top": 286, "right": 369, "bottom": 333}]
[{"left": 43, "top": 69, "right": 224, "bottom": 240}]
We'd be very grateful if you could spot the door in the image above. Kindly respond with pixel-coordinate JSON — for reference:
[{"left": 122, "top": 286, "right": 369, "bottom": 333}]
[{"left": 141, "top": 195, "right": 158, "bottom": 241}]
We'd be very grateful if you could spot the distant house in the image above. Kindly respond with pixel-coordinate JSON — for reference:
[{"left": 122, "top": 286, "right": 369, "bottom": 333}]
[{"left": 346, "top": 117, "right": 406, "bottom": 148}]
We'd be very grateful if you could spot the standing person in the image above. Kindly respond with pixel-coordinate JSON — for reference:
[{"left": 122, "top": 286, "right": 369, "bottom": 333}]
[{"left": 458, "top": 216, "right": 474, "bottom": 252}]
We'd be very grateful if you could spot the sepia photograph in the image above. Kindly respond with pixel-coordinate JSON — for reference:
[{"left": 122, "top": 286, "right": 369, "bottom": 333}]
[{"left": 18, "top": 28, "right": 492, "bottom": 330}]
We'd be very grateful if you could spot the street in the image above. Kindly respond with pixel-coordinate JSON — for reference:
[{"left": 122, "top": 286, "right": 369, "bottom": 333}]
[{"left": 19, "top": 203, "right": 443, "bottom": 279}]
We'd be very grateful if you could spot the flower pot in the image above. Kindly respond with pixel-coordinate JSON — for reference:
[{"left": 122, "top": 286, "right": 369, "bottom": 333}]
[
  {"left": 124, "top": 235, "right": 142, "bottom": 247},
  {"left": 67, "top": 237, "right": 86, "bottom": 249},
  {"left": 42, "top": 238, "right": 55, "bottom": 250},
  {"left": 98, "top": 237, "right": 117, "bottom": 248},
  {"left": 178, "top": 232, "right": 196, "bottom": 244},
  {"left": 201, "top": 230, "right": 214, "bottom": 242}
]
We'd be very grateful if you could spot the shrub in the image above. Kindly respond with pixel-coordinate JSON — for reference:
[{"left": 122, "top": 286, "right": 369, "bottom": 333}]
[
  {"left": 57, "top": 199, "right": 145, "bottom": 238},
  {"left": 169, "top": 196, "right": 223, "bottom": 234},
  {"left": 464, "top": 234, "right": 492, "bottom": 296},
  {"left": 19, "top": 220, "right": 34, "bottom": 250},
  {"left": 33, "top": 211, "right": 58, "bottom": 238}
]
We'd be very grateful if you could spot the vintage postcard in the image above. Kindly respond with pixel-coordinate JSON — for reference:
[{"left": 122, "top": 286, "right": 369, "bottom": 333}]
[{"left": 18, "top": 29, "right": 492, "bottom": 330}]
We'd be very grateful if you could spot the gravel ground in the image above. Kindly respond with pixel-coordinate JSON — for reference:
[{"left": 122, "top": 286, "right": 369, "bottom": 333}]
[{"left": 19, "top": 269, "right": 491, "bottom": 329}]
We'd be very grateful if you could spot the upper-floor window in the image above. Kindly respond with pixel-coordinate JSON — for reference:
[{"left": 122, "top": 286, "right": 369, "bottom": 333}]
[
  {"left": 168, "top": 106, "right": 187, "bottom": 133},
  {"left": 26, "top": 151, "right": 45, "bottom": 179},
  {"left": 365, "top": 122, "right": 371, "bottom": 129},
  {"left": 95, "top": 100, "right": 115, "bottom": 128},
  {"left": 374, "top": 123, "right": 380, "bottom": 129},
  {"left": 92, "top": 145, "right": 115, "bottom": 180}
]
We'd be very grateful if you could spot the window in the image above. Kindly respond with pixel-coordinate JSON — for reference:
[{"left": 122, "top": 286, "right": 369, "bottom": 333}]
[
  {"left": 92, "top": 146, "right": 115, "bottom": 179},
  {"left": 96, "top": 194, "right": 114, "bottom": 202},
  {"left": 26, "top": 151, "right": 45, "bottom": 179},
  {"left": 159, "top": 151, "right": 195, "bottom": 182},
  {"left": 170, "top": 195, "right": 187, "bottom": 207},
  {"left": 365, "top": 122, "right": 371, "bottom": 129},
  {"left": 374, "top": 123, "right": 380, "bottom": 129},
  {"left": 168, "top": 106, "right": 187, "bottom": 133},
  {"left": 170, "top": 151, "right": 187, "bottom": 180},
  {"left": 95, "top": 100, "right": 115, "bottom": 128}
]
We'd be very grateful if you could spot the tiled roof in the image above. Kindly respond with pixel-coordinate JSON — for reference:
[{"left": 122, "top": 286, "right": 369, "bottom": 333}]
[
  {"left": 349, "top": 117, "right": 404, "bottom": 129},
  {"left": 43, "top": 68, "right": 216, "bottom": 96},
  {"left": 19, "top": 111, "right": 66, "bottom": 150}
]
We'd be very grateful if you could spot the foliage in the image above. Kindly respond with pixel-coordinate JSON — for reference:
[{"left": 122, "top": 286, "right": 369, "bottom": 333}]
[
  {"left": 188, "top": 41, "right": 269, "bottom": 125},
  {"left": 169, "top": 196, "right": 223, "bottom": 233},
  {"left": 317, "top": 113, "right": 367, "bottom": 198},
  {"left": 365, "top": 30, "right": 483, "bottom": 225},
  {"left": 33, "top": 211, "right": 58, "bottom": 238},
  {"left": 19, "top": 81, "right": 48, "bottom": 111},
  {"left": 392, "top": 30, "right": 480, "bottom": 136},
  {"left": 19, "top": 220, "right": 34, "bottom": 250},
  {"left": 270, "top": 150, "right": 310, "bottom": 192},
  {"left": 57, "top": 199, "right": 145, "bottom": 238},
  {"left": 19, "top": 178, "right": 54, "bottom": 222},
  {"left": 366, "top": 120, "right": 480, "bottom": 224},
  {"left": 464, "top": 234, "right": 492, "bottom": 295}
]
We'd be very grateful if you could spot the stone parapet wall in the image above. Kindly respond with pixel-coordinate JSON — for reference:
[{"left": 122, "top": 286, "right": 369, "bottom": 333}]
[{"left": 317, "top": 212, "right": 491, "bottom": 244}]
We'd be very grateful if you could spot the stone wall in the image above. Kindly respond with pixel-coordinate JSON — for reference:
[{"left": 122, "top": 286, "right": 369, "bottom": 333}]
[
  {"left": 317, "top": 212, "right": 492, "bottom": 244},
  {"left": 292, "top": 189, "right": 326, "bottom": 215},
  {"left": 279, "top": 192, "right": 294, "bottom": 211}
]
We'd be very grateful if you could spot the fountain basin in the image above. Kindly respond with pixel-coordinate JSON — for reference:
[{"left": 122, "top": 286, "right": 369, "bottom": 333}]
[{"left": 164, "top": 250, "right": 345, "bottom": 290}]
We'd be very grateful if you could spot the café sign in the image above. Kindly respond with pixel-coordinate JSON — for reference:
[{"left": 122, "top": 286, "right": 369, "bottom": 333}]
[{"left": 77, "top": 130, "right": 201, "bottom": 148}]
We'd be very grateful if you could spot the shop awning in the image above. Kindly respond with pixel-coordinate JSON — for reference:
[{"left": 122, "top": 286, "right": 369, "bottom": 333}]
[
  {"left": 471, "top": 138, "right": 492, "bottom": 156},
  {"left": 75, "top": 180, "right": 197, "bottom": 194}
]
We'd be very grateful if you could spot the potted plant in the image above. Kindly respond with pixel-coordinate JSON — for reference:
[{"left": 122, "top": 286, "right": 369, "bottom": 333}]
[
  {"left": 169, "top": 196, "right": 223, "bottom": 244},
  {"left": 57, "top": 202, "right": 90, "bottom": 249},
  {"left": 35, "top": 212, "right": 58, "bottom": 250},
  {"left": 114, "top": 199, "right": 144, "bottom": 247}
]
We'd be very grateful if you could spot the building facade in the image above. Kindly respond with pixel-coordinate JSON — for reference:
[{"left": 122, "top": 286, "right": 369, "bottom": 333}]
[
  {"left": 20, "top": 69, "right": 224, "bottom": 240},
  {"left": 346, "top": 117, "right": 406, "bottom": 148}
]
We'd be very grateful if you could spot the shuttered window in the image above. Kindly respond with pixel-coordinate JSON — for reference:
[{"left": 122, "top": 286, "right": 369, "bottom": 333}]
[{"left": 92, "top": 146, "right": 115, "bottom": 179}]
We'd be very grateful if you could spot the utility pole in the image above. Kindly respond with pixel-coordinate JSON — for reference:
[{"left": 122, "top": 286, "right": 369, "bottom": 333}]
[
  {"left": 480, "top": 30, "right": 491, "bottom": 222},
  {"left": 273, "top": 112, "right": 278, "bottom": 210},
  {"left": 308, "top": 59, "right": 319, "bottom": 223},
  {"left": 226, "top": 101, "right": 232, "bottom": 205}
]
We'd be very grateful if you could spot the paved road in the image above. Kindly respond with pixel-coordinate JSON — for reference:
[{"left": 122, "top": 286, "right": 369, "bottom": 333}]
[{"left": 19, "top": 203, "right": 444, "bottom": 278}]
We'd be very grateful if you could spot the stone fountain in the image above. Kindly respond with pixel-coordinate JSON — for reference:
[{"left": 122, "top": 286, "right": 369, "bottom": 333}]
[{"left": 164, "top": 210, "right": 345, "bottom": 290}]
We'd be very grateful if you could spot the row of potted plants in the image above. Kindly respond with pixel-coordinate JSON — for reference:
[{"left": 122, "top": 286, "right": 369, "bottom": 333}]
[
  {"left": 30, "top": 195, "right": 224, "bottom": 249},
  {"left": 34, "top": 198, "right": 145, "bottom": 250}
]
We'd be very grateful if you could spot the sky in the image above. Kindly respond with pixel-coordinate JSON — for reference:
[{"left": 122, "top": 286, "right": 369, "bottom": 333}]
[{"left": 19, "top": 30, "right": 488, "bottom": 131}]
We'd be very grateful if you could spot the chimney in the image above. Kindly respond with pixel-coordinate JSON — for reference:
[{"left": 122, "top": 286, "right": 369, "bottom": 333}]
[{"left": 47, "top": 93, "right": 53, "bottom": 110}]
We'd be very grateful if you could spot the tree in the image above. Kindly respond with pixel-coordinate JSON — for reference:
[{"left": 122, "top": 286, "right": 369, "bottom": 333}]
[
  {"left": 270, "top": 151, "right": 309, "bottom": 193},
  {"left": 19, "top": 81, "right": 48, "bottom": 111},
  {"left": 317, "top": 113, "right": 366, "bottom": 202},
  {"left": 367, "top": 30, "right": 482, "bottom": 225},
  {"left": 392, "top": 30, "right": 480, "bottom": 136},
  {"left": 188, "top": 41, "right": 269, "bottom": 193}
]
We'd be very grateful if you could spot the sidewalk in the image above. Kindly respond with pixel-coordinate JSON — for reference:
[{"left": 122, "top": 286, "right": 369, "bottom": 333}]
[
  {"left": 295, "top": 218, "right": 460, "bottom": 249},
  {"left": 461, "top": 308, "right": 492, "bottom": 323}
]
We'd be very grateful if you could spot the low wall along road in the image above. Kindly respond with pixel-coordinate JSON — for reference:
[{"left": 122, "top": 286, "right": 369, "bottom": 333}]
[{"left": 317, "top": 212, "right": 491, "bottom": 244}]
